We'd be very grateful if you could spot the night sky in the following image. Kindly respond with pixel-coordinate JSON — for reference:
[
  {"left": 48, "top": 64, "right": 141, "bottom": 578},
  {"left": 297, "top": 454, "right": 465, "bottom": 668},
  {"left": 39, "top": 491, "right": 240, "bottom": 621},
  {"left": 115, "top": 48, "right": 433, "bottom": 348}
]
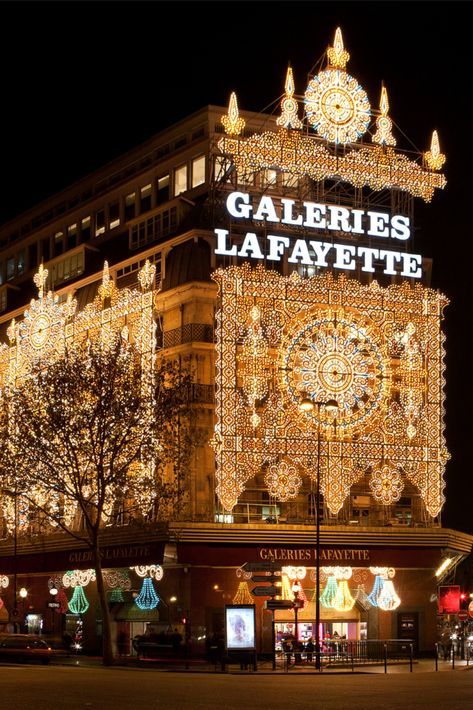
[{"left": 1, "top": 1, "right": 471, "bottom": 534}]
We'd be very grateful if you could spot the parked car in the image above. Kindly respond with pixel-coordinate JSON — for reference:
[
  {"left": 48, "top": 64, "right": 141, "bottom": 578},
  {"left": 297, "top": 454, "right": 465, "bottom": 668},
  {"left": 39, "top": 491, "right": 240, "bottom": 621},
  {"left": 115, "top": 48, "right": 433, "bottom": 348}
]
[{"left": 0, "top": 634, "right": 52, "bottom": 664}]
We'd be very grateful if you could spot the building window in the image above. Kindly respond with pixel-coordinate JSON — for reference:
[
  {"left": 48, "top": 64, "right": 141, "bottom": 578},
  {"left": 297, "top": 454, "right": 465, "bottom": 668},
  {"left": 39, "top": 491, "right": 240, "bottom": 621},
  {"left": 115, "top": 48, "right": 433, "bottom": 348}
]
[
  {"left": 261, "top": 169, "right": 277, "bottom": 188},
  {"left": 42, "top": 237, "right": 50, "bottom": 261},
  {"left": 109, "top": 201, "right": 120, "bottom": 229},
  {"left": 55, "top": 231, "right": 64, "bottom": 256},
  {"left": 140, "top": 184, "right": 152, "bottom": 213},
  {"left": 214, "top": 156, "right": 229, "bottom": 182},
  {"left": 95, "top": 210, "right": 105, "bottom": 237},
  {"left": 130, "top": 207, "right": 177, "bottom": 250},
  {"left": 157, "top": 175, "right": 169, "bottom": 205},
  {"left": 173, "top": 164, "right": 187, "bottom": 196},
  {"left": 6, "top": 257, "right": 15, "bottom": 281},
  {"left": 29, "top": 243, "right": 38, "bottom": 270},
  {"left": 49, "top": 251, "right": 85, "bottom": 287},
  {"left": 0, "top": 263, "right": 3, "bottom": 286},
  {"left": 191, "top": 155, "right": 205, "bottom": 188},
  {"left": 125, "top": 192, "right": 136, "bottom": 221},
  {"left": 81, "top": 216, "right": 91, "bottom": 241},
  {"left": 17, "top": 250, "right": 25, "bottom": 275},
  {"left": 67, "top": 224, "right": 78, "bottom": 250},
  {"left": 282, "top": 172, "right": 298, "bottom": 187},
  {"left": 0, "top": 288, "right": 6, "bottom": 312}
]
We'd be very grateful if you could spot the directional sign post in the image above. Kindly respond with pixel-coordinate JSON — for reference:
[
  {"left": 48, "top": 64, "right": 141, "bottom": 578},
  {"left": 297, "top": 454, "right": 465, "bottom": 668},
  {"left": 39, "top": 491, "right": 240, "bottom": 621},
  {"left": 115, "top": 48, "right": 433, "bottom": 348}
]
[
  {"left": 251, "top": 585, "right": 279, "bottom": 597},
  {"left": 251, "top": 575, "right": 280, "bottom": 584},
  {"left": 243, "top": 561, "right": 282, "bottom": 572},
  {"left": 265, "top": 600, "right": 295, "bottom": 610}
]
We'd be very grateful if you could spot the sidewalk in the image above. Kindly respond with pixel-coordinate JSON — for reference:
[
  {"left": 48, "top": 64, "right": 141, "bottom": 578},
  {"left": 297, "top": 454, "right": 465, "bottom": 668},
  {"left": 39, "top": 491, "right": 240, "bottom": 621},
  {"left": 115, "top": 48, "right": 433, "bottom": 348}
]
[{"left": 53, "top": 653, "right": 473, "bottom": 674}]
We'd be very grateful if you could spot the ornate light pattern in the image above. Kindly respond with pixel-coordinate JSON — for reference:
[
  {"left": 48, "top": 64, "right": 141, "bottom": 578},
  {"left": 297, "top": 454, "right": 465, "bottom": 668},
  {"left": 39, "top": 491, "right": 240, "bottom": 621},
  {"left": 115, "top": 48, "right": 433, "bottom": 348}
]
[
  {"left": 276, "top": 66, "right": 302, "bottom": 129},
  {"left": 130, "top": 565, "right": 164, "bottom": 580},
  {"left": 372, "top": 86, "right": 396, "bottom": 146},
  {"left": 68, "top": 586, "right": 89, "bottom": 615},
  {"left": 63, "top": 569, "right": 96, "bottom": 588},
  {"left": 221, "top": 92, "right": 245, "bottom": 136},
  {"left": 104, "top": 570, "right": 132, "bottom": 591},
  {"left": 213, "top": 264, "right": 448, "bottom": 517},
  {"left": 218, "top": 28, "right": 446, "bottom": 201},
  {"left": 370, "top": 463, "right": 404, "bottom": 504},
  {"left": 367, "top": 575, "right": 385, "bottom": 607},
  {"left": 0, "top": 575, "right": 9, "bottom": 588},
  {"left": 135, "top": 577, "right": 160, "bottom": 610},
  {"left": 424, "top": 130, "right": 446, "bottom": 171},
  {"left": 265, "top": 460, "right": 302, "bottom": 501}
]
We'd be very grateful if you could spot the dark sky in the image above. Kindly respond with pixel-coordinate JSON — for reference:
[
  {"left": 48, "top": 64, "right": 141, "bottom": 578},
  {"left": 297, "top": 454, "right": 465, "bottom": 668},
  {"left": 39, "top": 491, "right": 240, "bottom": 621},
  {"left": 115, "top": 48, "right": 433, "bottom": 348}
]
[{"left": 1, "top": 0, "right": 472, "bottom": 534}]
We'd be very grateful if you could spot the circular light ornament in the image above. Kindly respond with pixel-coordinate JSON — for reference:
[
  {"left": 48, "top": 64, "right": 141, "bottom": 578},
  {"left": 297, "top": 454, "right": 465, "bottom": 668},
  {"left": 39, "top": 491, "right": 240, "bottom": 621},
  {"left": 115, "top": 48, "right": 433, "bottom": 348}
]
[
  {"left": 305, "top": 68, "right": 370, "bottom": 144},
  {"left": 282, "top": 309, "right": 389, "bottom": 437}
]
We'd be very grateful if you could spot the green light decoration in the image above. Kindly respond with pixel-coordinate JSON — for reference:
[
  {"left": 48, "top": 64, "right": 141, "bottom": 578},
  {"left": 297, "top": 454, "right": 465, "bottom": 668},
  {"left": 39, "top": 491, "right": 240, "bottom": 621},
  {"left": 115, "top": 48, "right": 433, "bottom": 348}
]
[
  {"left": 135, "top": 577, "right": 160, "bottom": 610},
  {"left": 319, "top": 575, "right": 338, "bottom": 608},
  {"left": 68, "top": 585, "right": 90, "bottom": 614},
  {"left": 109, "top": 588, "right": 125, "bottom": 603}
]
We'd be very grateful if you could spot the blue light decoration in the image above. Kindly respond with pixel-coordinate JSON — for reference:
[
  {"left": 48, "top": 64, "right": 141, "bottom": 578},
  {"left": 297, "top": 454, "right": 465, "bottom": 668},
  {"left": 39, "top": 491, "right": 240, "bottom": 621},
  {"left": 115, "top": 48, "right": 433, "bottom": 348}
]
[
  {"left": 135, "top": 577, "right": 160, "bottom": 610},
  {"left": 367, "top": 575, "right": 385, "bottom": 607},
  {"left": 319, "top": 576, "right": 338, "bottom": 608},
  {"left": 68, "top": 586, "right": 90, "bottom": 614}
]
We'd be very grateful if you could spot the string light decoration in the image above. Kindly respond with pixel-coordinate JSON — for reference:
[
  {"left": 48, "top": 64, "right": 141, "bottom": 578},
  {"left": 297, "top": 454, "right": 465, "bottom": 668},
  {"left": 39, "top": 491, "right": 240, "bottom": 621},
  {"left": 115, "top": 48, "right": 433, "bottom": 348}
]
[
  {"left": 332, "top": 580, "right": 356, "bottom": 612},
  {"left": 320, "top": 575, "right": 339, "bottom": 608},
  {"left": 367, "top": 575, "right": 385, "bottom": 607},
  {"left": 0, "top": 257, "right": 189, "bottom": 537},
  {"left": 370, "top": 463, "right": 404, "bottom": 505},
  {"left": 130, "top": 565, "right": 163, "bottom": 580},
  {"left": 232, "top": 581, "right": 254, "bottom": 605},
  {"left": 135, "top": 577, "right": 160, "bottom": 610},
  {"left": 367, "top": 567, "right": 400, "bottom": 610},
  {"left": 218, "top": 27, "right": 446, "bottom": 201},
  {"left": 265, "top": 459, "right": 303, "bottom": 501},
  {"left": 213, "top": 264, "right": 448, "bottom": 517},
  {"left": 63, "top": 569, "right": 96, "bottom": 589},
  {"left": 68, "top": 586, "right": 90, "bottom": 615},
  {"left": 0, "top": 575, "right": 9, "bottom": 589},
  {"left": 104, "top": 570, "right": 132, "bottom": 591},
  {"left": 55, "top": 587, "right": 69, "bottom": 614},
  {"left": 377, "top": 580, "right": 401, "bottom": 611},
  {"left": 109, "top": 589, "right": 126, "bottom": 603}
]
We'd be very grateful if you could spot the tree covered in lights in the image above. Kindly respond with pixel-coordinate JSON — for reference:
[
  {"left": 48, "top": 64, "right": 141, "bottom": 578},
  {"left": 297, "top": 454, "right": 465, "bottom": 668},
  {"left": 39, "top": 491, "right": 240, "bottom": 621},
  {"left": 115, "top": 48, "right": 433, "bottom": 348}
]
[{"left": 0, "top": 333, "right": 194, "bottom": 665}]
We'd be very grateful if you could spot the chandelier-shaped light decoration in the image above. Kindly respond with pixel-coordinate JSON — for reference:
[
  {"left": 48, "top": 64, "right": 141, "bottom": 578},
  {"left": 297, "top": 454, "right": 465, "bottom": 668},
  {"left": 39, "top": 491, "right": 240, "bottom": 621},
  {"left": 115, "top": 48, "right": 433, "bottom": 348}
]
[
  {"left": 233, "top": 581, "right": 254, "bottom": 605},
  {"left": 130, "top": 565, "right": 163, "bottom": 580},
  {"left": 367, "top": 575, "right": 385, "bottom": 607},
  {"left": 135, "top": 577, "right": 160, "bottom": 610},
  {"left": 424, "top": 130, "right": 446, "bottom": 171},
  {"left": 68, "top": 586, "right": 89, "bottom": 615},
  {"left": 0, "top": 575, "right": 9, "bottom": 589},
  {"left": 332, "top": 580, "right": 356, "bottom": 612},
  {"left": 282, "top": 566, "right": 307, "bottom": 581},
  {"left": 377, "top": 580, "right": 401, "bottom": 611},
  {"left": 320, "top": 576, "right": 339, "bottom": 608},
  {"left": 276, "top": 66, "right": 302, "bottom": 130},
  {"left": 372, "top": 85, "right": 396, "bottom": 147},
  {"left": 221, "top": 92, "right": 245, "bottom": 136},
  {"left": 109, "top": 588, "right": 125, "bottom": 603},
  {"left": 55, "top": 587, "right": 69, "bottom": 614}
]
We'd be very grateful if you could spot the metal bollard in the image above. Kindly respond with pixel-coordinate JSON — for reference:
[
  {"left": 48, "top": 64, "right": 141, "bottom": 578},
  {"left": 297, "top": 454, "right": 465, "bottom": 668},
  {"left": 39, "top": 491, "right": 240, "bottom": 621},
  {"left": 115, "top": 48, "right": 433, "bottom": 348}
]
[
  {"left": 435, "top": 643, "right": 438, "bottom": 671},
  {"left": 409, "top": 644, "right": 413, "bottom": 672},
  {"left": 384, "top": 643, "right": 388, "bottom": 674}
]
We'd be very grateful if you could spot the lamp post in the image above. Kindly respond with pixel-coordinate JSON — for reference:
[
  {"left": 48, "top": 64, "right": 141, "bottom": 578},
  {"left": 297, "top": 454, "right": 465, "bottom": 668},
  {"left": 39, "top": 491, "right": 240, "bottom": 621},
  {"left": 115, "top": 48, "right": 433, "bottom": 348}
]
[{"left": 299, "top": 395, "right": 339, "bottom": 671}]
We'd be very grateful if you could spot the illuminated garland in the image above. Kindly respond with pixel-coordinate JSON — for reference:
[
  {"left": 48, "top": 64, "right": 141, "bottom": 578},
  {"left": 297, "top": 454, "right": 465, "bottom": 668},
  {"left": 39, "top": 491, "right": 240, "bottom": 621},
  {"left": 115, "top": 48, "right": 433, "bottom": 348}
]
[
  {"left": 233, "top": 581, "right": 254, "bottom": 605},
  {"left": 320, "top": 576, "right": 338, "bottom": 608}
]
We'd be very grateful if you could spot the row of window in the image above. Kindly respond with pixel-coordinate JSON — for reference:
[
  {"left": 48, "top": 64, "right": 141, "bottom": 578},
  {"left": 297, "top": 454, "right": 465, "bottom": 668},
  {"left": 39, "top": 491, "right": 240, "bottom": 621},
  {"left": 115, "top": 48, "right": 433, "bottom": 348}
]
[{"left": 0, "top": 156, "right": 206, "bottom": 287}]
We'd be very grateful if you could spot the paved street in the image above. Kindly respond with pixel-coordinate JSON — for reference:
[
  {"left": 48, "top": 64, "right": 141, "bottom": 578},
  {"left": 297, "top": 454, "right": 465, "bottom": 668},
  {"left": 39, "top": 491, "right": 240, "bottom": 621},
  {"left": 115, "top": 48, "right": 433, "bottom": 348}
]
[{"left": 0, "top": 660, "right": 472, "bottom": 710}]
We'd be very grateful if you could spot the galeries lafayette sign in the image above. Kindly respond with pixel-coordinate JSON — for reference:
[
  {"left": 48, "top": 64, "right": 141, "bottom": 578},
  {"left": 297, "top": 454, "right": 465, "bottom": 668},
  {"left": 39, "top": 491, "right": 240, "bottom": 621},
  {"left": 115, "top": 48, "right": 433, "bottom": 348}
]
[{"left": 214, "top": 191, "right": 422, "bottom": 279}]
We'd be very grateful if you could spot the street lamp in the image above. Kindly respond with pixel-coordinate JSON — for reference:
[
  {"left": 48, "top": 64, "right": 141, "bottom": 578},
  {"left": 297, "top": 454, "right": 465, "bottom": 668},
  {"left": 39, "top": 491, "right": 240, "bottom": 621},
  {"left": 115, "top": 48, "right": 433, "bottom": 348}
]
[
  {"left": 292, "top": 580, "right": 302, "bottom": 644},
  {"left": 299, "top": 395, "right": 339, "bottom": 670}
]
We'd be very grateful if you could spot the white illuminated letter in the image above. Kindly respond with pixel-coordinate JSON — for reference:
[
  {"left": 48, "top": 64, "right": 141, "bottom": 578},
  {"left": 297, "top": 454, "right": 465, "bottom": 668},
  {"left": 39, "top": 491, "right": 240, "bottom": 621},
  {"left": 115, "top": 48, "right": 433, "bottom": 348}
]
[
  {"left": 226, "top": 192, "right": 252, "bottom": 219},
  {"left": 333, "top": 243, "right": 356, "bottom": 270},
  {"left": 379, "top": 249, "right": 401, "bottom": 275},
  {"left": 309, "top": 240, "right": 332, "bottom": 266},
  {"left": 367, "top": 212, "right": 390, "bottom": 238},
  {"left": 267, "top": 235, "right": 290, "bottom": 261},
  {"left": 254, "top": 195, "right": 280, "bottom": 223},
  {"left": 281, "top": 199, "right": 303, "bottom": 226},
  {"left": 351, "top": 209, "right": 365, "bottom": 235},
  {"left": 400, "top": 253, "right": 422, "bottom": 278},
  {"left": 214, "top": 228, "right": 237, "bottom": 256},
  {"left": 288, "top": 239, "right": 313, "bottom": 264},
  {"left": 303, "top": 202, "right": 326, "bottom": 229},
  {"left": 358, "top": 247, "right": 379, "bottom": 272},
  {"left": 391, "top": 215, "right": 411, "bottom": 241},
  {"left": 238, "top": 232, "right": 264, "bottom": 259},
  {"left": 327, "top": 206, "right": 352, "bottom": 233}
]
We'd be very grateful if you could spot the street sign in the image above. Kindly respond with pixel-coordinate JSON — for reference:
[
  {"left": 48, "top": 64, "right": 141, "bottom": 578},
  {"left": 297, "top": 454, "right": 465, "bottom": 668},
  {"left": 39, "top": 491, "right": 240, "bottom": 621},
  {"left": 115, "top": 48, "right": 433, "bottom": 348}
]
[
  {"left": 243, "top": 561, "right": 282, "bottom": 572},
  {"left": 251, "top": 586, "right": 279, "bottom": 597},
  {"left": 48, "top": 601, "right": 61, "bottom": 609},
  {"left": 264, "top": 600, "right": 295, "bottom": 610},
  {"left": 458, "top": 610, "right": 468, "bottom": 621},
  {"left": 251, "top": 575, "right": 280, "bottom": 583}
]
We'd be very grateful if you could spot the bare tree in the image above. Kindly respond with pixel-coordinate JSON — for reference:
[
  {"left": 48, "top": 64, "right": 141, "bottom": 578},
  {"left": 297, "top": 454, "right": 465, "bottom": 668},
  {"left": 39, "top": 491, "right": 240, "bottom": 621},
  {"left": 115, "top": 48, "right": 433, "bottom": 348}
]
[{"left": 0, "top": 334, "right": 194, "bottom": 665}]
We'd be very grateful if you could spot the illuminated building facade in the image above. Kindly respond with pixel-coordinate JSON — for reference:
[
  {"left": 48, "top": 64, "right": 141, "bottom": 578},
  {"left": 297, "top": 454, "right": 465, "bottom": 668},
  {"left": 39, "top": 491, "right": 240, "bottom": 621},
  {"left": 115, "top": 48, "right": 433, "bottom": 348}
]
[{"left": 0, "top": 29, "right": 471, "bottom": 657}]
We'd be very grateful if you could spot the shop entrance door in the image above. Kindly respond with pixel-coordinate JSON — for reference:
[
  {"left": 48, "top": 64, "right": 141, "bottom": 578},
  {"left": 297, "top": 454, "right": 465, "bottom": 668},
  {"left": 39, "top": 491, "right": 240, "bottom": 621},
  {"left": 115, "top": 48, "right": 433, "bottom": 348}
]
[{"left": 397, "top": 612, "right": 418, "bottom": 654}]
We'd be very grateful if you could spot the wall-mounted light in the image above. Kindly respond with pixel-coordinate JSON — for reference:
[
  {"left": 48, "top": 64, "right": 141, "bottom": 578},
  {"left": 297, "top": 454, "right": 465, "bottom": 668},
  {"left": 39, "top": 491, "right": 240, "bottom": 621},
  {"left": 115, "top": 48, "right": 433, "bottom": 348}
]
[{"left": 19, "top": 587, "right": 28, "bottom": 599}]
